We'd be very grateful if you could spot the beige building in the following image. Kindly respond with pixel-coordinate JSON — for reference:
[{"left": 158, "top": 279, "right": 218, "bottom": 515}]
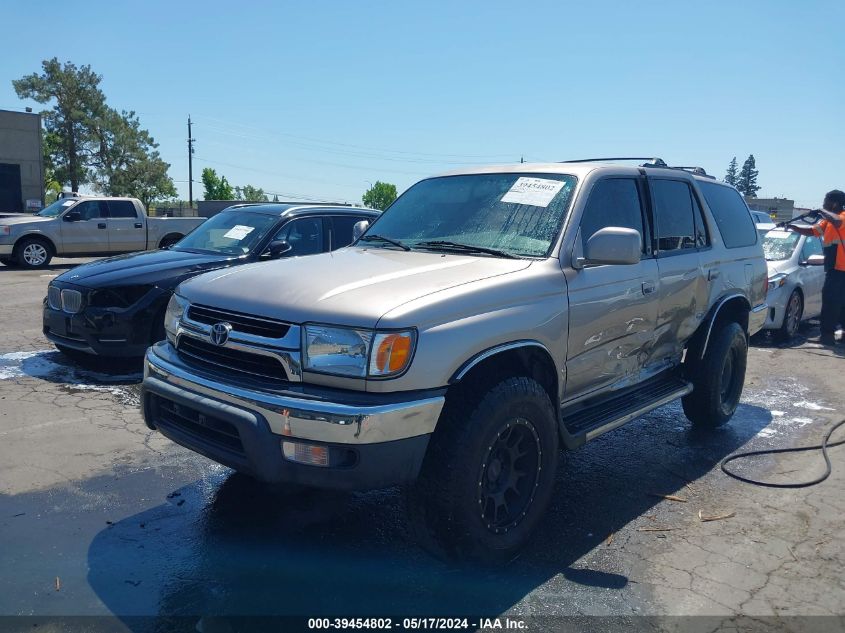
[
  {"left": 0, "top": 109, "right": 43, "bottom": 213},
  {"left": 745, "top": 197, "right": 794, "bottom": 223}
]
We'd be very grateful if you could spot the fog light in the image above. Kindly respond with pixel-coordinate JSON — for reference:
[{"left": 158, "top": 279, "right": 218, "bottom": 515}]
[{"left": 282, "top": 441, "right": 329, "bottom": 467}]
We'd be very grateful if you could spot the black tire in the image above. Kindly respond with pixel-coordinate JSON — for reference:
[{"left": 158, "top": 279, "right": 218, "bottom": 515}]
[
  {"left": 14, "top": 237, "right": 53, "bottom": 269},
  {"left": 159, "top": 234, "right": 182, "bottom": 249},
  {"left": 406, "top": 376, "right": 558, "bottom": 564},
  {"left": 775, "top": 290, "right": 803, "bottom": 343},
  {"left": 682, "top": 321, "right": 747, "bottom": 428},
  {"left": 0, "top": 256, "right": 16, "bottom": 267}
]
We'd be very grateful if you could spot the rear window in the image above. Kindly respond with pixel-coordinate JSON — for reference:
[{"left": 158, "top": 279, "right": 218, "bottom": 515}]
[{"left": 698, "top": 182, "right": 758, "bottom": 248}]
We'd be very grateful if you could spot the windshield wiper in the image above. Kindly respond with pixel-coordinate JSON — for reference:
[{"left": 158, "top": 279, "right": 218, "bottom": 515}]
[
  {"left": 414, "top": 240, "right": 519, "bottom": 259},
  {"left": 358, "top": 234, "right": 410, "bottom": 251}
]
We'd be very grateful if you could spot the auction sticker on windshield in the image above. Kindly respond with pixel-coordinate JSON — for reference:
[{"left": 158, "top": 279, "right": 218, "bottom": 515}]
[
  {"left": 223, "top": 225, "right": 255, "bottom": 240},
  {"left": 501, "top": 177, "right": 565, "bottom": 208}
]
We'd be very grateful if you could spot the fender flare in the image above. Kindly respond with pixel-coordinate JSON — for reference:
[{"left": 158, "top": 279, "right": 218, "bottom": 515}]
[
  {"left": 695, "top": 293, "right": 751, "bottom": 361},
  {"left": 450, "top": 339, "right": 556, "bottom": 383}
]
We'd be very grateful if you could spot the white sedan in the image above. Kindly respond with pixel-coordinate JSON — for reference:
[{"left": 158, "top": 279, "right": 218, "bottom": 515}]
[{"left": 760, "top": 229, "right": 826, "bottom": 341}]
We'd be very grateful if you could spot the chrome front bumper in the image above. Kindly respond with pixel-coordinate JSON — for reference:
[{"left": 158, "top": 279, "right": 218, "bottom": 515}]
[{"left": 143, "top": 342, "right": 445, "bottom": 445}]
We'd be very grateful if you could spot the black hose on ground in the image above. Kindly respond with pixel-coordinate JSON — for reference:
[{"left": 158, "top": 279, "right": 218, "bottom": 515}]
[{"left": 720, "top": 418, "right": 845, "bottom": 488}]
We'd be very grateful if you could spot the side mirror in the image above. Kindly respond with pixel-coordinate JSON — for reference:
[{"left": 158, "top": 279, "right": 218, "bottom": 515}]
[
  {"left": 63, "top": 211, "right": 81, "bottom": 222},
  {"left": 805, "top": 254, "right": 826, "bottom": 267},
  {"left": 584, "top": 227, "right": 642, "bottom": 266},
  {"left": 267, "top": 240, "right": 293, "bottom": 259},
  {"left": 352, "top": 220, "right": 370, "bottom": 241}
]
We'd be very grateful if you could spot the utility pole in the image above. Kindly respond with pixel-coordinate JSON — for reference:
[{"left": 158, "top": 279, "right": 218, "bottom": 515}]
[
  {"left": 520, "top": 156, "right": 524, "bottom": 163},
  {"left": 187, "top": 115, "right": 195, "bottom": 206}
]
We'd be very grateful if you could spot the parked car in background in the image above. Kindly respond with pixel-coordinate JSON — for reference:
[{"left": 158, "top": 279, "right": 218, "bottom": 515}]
[
  {"left": 141, "top": 159, "right": 767, "bottom": 562},
  {"left": 759, "top": 227, "right": 826, "bottom": 341},
  {"left": 750, "top": 210, "right": 777, "bottom": 239},
  {"left": 43, "top": 204, "right": 377, "bottom": 360},
  {"left": 0, "top": 195, "right": 206, "bottom": 268}
]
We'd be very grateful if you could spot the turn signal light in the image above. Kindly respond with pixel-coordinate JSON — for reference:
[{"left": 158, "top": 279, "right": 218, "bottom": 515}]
[
  {"left": 282, "top": 441, "right": 329, "bottom": 467},
  {"left": 371, "top": 331, "right": 414, "bottom": 376}
]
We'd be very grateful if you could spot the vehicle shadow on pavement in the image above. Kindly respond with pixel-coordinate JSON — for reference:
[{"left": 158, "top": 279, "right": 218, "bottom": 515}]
[
  {"left": 1, "top": 349, "right": 142, "bottom": 385},
  {"left": 83, "top": 401, "right": 772, "bottom": 627}
]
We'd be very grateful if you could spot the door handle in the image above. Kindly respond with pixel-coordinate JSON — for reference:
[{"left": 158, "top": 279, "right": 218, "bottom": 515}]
[
  {"left": 97, "top": 223, "right": 107, "bottom": 229},
  {"left": 708, "top": 269, "right": 720, "bottom": 280},
  {"left": 134, "top": 222, "right": 143, "bottom": 228},
  {"left": 642, "top": 281, "right": 656, "bottom": 294}
]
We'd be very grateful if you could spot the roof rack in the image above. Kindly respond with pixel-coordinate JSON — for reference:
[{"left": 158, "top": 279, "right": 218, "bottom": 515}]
[
  {"left": 559, "top": 157, "right": 715, "bottom": 179},
  {"left": 560, "top": 157, "right": 667, "bottom": 167}
]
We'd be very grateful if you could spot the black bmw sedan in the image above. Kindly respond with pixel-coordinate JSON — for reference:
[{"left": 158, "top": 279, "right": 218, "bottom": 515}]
[{"left": 43, "top": 204, "right": 378, "bottom": 360}]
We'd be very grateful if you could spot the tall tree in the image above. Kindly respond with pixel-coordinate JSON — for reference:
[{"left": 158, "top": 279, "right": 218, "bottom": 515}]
[
  {"left": 736, "top": 154, "right": 761, "bottom": 198},
  {"left": 724, "top": 156, "right": 739, "bottom": 186},
  {"left": 201, "top": 168, "right": 234, "bottom": 200},
  {"left": 362, "top": 181, "right": 398, "bottom": 210},
  {"left": 13, "top": 58, "right": 106, "bottom": 192},
  {"left": 89, "top": 108, "right": 176, "bottom": 206},
  {"left": 234, "top": 184, "right": 269, "bottom": 202}
]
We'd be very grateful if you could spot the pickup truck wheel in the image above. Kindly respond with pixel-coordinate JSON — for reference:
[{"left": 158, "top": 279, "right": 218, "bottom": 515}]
[
  {"left": 407, "top": 377, "right": 558, "bottom": 563},
  {"left": 159, "top": 234, "right": 182, "bottom": 249},
  {"left": 682, "top": 322, "right": 747, "bottom": 428},
  {"left": 14, "top": 237, "right": 53, "bottom": 269},
  {"left": 775, "top": 290, "right": 803, "bottom": 342},
  {"left": 0, "top": 256, "right": 16, "bottom": 267}
]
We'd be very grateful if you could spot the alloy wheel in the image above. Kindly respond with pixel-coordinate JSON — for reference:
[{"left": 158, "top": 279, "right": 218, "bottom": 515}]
[
  {"left": 22, "top": 243, "right": 47, "bottom": 266},
  {"left": 477, "top": 417, "right": 542, "bottom": 535}
]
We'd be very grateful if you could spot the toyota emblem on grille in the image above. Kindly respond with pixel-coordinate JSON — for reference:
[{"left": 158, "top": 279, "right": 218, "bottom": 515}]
[{"left": 210, "top": 322, "right": 232, "bottom": 346}]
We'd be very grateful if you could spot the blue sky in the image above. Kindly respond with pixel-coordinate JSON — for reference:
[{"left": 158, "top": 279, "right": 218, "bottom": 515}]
[{"left": 1, "top": 0, "right": 843, "bottom": 207}]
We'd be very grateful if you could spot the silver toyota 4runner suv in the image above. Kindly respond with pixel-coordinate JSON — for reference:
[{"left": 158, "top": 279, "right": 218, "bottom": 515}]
[{"left": 141, "top": 158, "right": 767, "bottom": 562}]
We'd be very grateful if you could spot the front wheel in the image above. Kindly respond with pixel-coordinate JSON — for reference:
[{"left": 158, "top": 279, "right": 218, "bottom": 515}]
[
  {"left": 0, "top": 256, "right": 16, "bottom": 267},
  {"left": 407, "top": 377, "right": 558, "bottom": 563},
  {"left": 775, "top": 290, "right": 803, "bottom": 342},
  {"left": 682, "top": 321, "right": 747, "bottom": 428},
  {"left": 14, "top": 237, "right": 53, "bottom": 269}
]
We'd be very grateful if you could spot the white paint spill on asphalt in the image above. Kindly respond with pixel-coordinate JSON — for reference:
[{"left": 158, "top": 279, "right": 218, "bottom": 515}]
[
  {"left": 0, "top": 350, "right": 140, "bottom": 406},
  {"left": 794, "top": 401, "right": 834, "bottom": 411},
  {"left": 743, "top": 378, "right": 832, "bottom": 439}
]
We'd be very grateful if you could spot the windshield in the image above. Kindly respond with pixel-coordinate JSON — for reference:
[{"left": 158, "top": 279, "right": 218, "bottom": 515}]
[
  {"left": 762, "top": 230, "right": 800, "bottom": 261},
  {"left": 360, "top": 173, "right": 577, "bottom": 258},
  {"left": 37, "top": 198, "right": 78, "bottom": 217},
  {"left": 172, "top": 210, "right": 279, "bottom": 255}
]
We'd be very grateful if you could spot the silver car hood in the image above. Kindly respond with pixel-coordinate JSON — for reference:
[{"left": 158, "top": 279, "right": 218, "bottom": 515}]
[
  {"left": 178, "top": 247, "right": 533, "bottom": 327},
  {"left": 766, "top": 259, "right": 796, "bottom": 276},
  {"left": 0, "top": 213, "right": 53, "bottom": 225}
]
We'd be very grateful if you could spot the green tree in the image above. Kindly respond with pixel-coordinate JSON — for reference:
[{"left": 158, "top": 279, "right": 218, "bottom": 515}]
[
  {"left": 13, "top": 58, "right": 106, "bottom": 192},
  {"left": 724, "top": 156, "right": 738, "bottom": 186},
  {"left": 362, "top": 181, "right": 398, "bottom": 210},
  {"left": 201, "top": 168, "right": 234, "bottom": 200},
  {"left": 234, "top": 184, "right": 269, "bottom": 202},
  {"left": 736, "top": 154, "right": 761, "bottom": 198},
  {"left": 89, "top": 108, "right": 176, "bottom": 207}
]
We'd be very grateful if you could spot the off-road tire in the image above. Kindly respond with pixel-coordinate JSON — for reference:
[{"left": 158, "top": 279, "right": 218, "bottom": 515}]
[
  {"left": 682, "top": 321, "right": 747, "bottom": 428},
  {"left": 14, "top": 237, "right": 53, "bottom": 269},
  {"left": 775, "top": 290, "right": 803, "bottom": 343},
  {"left": 406, "top": 376, "right": 558, "bottom": 564}
]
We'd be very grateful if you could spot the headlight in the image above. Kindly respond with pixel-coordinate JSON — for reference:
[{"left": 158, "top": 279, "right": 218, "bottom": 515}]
[
  {"left": 767, "top": 274, "right": 787, "bottom": 291},
  {"left": 303, "top": 325, "right": 416, "bottom": 378},
  {"left": 164, "top": 294, "right": 189, "bottom": 344}
]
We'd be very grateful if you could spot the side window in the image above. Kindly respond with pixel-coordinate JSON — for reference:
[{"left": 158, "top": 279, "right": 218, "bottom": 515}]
[
  {"left": 272, "top": 217, "right": 324, "bottom": 256},
  {"left": 107, "top": 200, "right": 138, "bottom": 219},
  {"left": 650, "top": 179, "right": 697, "bottom": 253},
  {"left": 698, "top": 182, "right": 758, "bottom": 248},
  {"left": 73, "top": 201, "right": 106, "bottom": 221},
  {"left": 579, "top": 179, "right": 645, "bottom": 254},
  {"left": 330, "top": 216, "right": 370, "bottom": 250},
  {"left": 801, "top": 236, "right": 823, "bottom": 261}
]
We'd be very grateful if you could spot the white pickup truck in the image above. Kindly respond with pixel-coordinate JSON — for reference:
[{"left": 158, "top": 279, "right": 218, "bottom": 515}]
[{"left": 0, "top": 195, "right": 206, "bottom": 268}]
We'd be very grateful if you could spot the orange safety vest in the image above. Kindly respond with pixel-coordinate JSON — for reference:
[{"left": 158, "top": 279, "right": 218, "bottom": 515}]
[{"left": 813, "top": 212, "right": 845, "bottom": 272}]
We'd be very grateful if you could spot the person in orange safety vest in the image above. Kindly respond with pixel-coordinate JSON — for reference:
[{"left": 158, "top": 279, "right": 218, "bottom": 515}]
[{"left": 787, "top": 189, "right": 845, "bottom": 345}]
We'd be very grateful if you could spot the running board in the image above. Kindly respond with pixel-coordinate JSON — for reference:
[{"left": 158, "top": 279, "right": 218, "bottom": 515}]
[{"left": 560, "top": 375, "right": 693, "bottom": 445}]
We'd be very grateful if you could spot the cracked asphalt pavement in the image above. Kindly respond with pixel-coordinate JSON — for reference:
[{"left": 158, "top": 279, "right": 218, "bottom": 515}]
[{"left": 0, "top": 260, "right": 843, "bottom": 632}]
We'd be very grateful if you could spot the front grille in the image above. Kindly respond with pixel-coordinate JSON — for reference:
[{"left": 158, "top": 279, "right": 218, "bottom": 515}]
[
  {"left": 153, "top": 394, "right": 244, "bottom": 454},
  {"left": 187, "top": 304, "right": 289, "bottom": 339},
  {"left": 61, "top": 289, "right": 83, "bottom": 313},
  {"left": 177, "top": 336, "right": 289, "bottom": 383},
  {"left": 48, "top": 286, "right": 62, "bottom": 310}
]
